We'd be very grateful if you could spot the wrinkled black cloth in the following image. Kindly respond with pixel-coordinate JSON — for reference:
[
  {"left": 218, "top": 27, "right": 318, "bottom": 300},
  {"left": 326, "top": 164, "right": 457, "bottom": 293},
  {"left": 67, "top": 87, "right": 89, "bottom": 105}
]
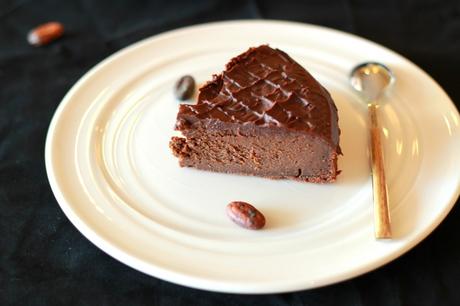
[{"left": 1, "top": 0, "right": 460, "bottom": 305}]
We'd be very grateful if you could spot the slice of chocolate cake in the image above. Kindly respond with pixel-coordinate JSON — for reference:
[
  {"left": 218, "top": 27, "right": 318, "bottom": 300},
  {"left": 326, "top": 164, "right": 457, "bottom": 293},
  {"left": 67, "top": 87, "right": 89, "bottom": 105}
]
[{"left": 170, "top": 45, "right": 341, "bottom": 183}]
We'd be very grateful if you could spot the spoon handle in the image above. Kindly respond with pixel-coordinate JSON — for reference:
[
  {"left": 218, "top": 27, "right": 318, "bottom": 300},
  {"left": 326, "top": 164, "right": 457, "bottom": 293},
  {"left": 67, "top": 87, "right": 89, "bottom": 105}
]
[{"left": 368, "top": 103, "right": 392, "bottom": 239}]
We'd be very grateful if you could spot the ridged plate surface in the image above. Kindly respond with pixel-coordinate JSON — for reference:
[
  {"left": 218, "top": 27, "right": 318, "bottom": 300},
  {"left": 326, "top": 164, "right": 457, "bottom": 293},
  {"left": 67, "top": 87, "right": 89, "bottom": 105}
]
[{"left": 45, "top": 20, "right": 460, "bottom": 293}]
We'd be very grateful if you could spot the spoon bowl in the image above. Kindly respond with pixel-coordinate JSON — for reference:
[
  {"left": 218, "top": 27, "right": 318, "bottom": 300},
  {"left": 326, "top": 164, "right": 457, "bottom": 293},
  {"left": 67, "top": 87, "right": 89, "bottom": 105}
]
[{"left": 350, "top": 62, "right": 395, "bottom": 102}]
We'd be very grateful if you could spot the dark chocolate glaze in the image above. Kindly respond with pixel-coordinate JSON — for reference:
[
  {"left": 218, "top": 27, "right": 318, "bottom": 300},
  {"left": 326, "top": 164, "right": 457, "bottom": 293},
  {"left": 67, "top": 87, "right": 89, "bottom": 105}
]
[{"left": 176, "top": 45, "right": 340, "bottom": 151}]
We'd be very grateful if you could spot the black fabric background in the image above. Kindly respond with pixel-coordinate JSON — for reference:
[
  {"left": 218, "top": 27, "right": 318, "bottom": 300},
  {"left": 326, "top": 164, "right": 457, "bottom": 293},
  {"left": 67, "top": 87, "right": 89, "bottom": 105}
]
[{"left": 1, "top": 0, "right": 460, "bottom": 305}]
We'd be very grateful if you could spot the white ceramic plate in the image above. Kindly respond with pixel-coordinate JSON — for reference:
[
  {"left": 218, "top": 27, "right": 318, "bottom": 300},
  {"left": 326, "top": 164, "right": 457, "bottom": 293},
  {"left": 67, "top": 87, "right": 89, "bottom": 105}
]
[{"left": 45, "top": 20, "right": 460, "bottom": 293}]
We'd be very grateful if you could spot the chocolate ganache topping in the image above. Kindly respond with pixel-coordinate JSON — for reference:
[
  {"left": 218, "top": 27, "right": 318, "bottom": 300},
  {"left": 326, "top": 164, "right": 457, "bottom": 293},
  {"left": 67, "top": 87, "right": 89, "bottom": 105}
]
[{"left": 176, "top": 45, "right": 340, "bottom": 150}]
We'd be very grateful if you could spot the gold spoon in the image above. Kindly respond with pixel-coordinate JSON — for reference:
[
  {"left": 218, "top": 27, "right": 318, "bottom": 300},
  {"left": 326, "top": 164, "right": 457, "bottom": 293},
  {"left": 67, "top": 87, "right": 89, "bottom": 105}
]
[{"left": 350, "top": 62, "right": 395, "bottom": 239}]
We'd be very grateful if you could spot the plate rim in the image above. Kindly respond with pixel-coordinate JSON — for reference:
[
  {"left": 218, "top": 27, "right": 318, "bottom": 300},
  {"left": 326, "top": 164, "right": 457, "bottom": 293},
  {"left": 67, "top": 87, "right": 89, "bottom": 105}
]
[{"left": 45, "top": 19, "right": 460, "bottom": 293}]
